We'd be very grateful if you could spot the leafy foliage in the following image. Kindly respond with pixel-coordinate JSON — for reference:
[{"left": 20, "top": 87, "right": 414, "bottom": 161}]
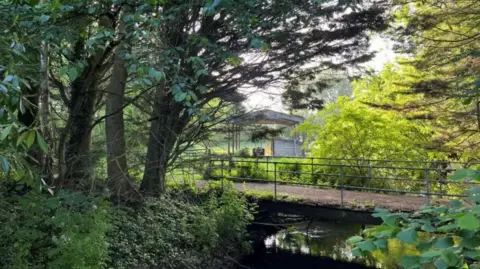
[
  {"left": 0, "top": 182, "right": 253, "bottom": 269},
  {"left": 106, "top": 182, "right": 253, "bottom": 269},
  {"left": 297, "top": 96, "right": 430, "bottom": 161},
  {"left": 348, "top": 169, "right": 480, "bottom": 269},
  {"left": 0, "top": 190, "right": 110, "bottom": 269}
]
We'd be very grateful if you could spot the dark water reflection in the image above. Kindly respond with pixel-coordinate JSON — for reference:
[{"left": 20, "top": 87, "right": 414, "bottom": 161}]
[{"left": 241, "top": 221, "right": 408, "bottom": 269}]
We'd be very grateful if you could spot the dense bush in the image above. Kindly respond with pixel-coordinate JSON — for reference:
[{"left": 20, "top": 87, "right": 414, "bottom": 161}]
[
  {"left": 0, "top": 189, "right": 110, "bottom": 269},
  {"left": 107, "top": 183, "right": 253, "bottom": 269},
  {"left": 348, "top": 169, "right": 480, "bottom": 269},
  {"left": 0, "top": 183, "right": 253, "bottom": 269}
]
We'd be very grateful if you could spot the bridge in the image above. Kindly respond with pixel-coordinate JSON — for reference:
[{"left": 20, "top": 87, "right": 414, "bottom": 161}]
[{"left": 174, "top": 156, "right": 480, "bottom": 221}]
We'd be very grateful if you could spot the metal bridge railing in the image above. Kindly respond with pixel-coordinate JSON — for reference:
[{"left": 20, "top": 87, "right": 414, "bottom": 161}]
[{"left": 204, "top": 157, "right": 480, "bottom": 207}]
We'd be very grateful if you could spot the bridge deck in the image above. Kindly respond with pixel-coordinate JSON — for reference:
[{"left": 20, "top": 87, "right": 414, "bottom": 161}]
[{"left": 197, "top": 180, "right": 445, "bottom": 212}]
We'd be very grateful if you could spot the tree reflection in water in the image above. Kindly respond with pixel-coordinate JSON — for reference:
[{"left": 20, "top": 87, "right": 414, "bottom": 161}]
[{"left": 257, "top": 220, "right": 414, "bottom": 269}]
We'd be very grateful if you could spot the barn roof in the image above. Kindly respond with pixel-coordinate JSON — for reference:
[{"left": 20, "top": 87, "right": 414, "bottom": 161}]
[{"left": 230, "top": 109, "right": 303, "bottom": 126}]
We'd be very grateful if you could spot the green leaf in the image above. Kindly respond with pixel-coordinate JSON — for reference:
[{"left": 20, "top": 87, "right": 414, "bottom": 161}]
[
  {"left": 467, "top": 187, "right": 480, "bottom": 202},
  {"left": 450, "top": 169, "right": 480, "bottom": 181},
  {"left": 396, "top": 228, "right": 418, "bottom": 244},
  {"left": 26, "top": 130, "right": 35, "bottom": 148},
  {"left": 17, "top": 131, "right": 29, "bottom": 146},
  {"left": 189, "top": 91, "right": 198, "bottom": 102},
  {"left": 421, "top": 223, "right": 436, "bottom": 232},
  {"left": 19, "top": 98, "right": 25, "bottom": 114},
  {"left": 432, "top": 237, "right": 454, "bottom": 249},
  {"left": 347, "top": 236, "right": 363, "bottom": 244},
  {"left": 0, "top": 84, "right": 7, "bottom": 93},
  {"left": 465, "top": 250, "right": 480, "bottom": 259},
  {"left": 0, "top": 156, "right": 9, "bottom": 172},
  {"left": 460, "top": 236, "right": 480, "bottom": 249},
  {"left": 36, "top": 132, "right": 48, "bottom": 153},
  {"left": 450, "top": 200, "right": 463, "bottom": 208},
  {"left": 148, "top": 68, "right": 164, "bottom": 81},
  {"left": 421, "top": 250, "right": 442, "bottom": 258},
  {"left": 449, "top": 169, "right": 469, "bottom": 180},
  {"left": 357, "top": 240, "right": 376, "bottom": 252},
  {"left": 441, "top": 249, "right": 461, "bottom": 267},
  {"left": 195, "top": 69, "right": 208, "bottom": 77},
  {"left": 400, "top": 255, "right": 421, "bottom": 269},
  {"left": 383, "top": 214, "right": 401, "bottom": 226},
  {"left": 351, "top": 247, "right": 362, "bottom": 257},
  {"left": 417, "top": 241, "right": 432, "bottom": 252},
  {"left": 174, "top": 92, "right": 187, "bottom": 102},
  {"left": 437, "top": 223, "right": 458, "bottom": 232},
  {"left": 434, "top": 258, "right": 448, "bottom": 269},
  {"left": 471, "top": 205, "right": 480, "bottom": 214},
  {"left": 68, "top": 68, "right": 78, "bottom": 81},
  {"left": 372, "top": 225, "right": 397, "bottom": 238},
  {"left": 86, "top": 39, "right": 96, "bottom": 46},
  {"left": 136, "top": 67, "right": 145, "bottom": 76},
  {"left": 457, "top": 214, "right": 480, "bottom": 231},
  {"left": 59, "top": 66, "right": 68, "bottom": 76},
  {"left": 1, "top": 125, "right": 12, "bottom": 140},
  {"left": 39, "top": 15, "right": 50, "bottom": 23},
  {"left": 374, "top": 239, "right": 387, "bottom": 249}
]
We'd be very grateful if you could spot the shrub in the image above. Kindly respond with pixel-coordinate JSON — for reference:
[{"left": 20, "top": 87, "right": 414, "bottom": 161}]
[
  {"left": 348, "top": 169, "right": 480, "bottom": 269},
  {"left": 106, "top": 183, "right": 253, "bottom": 269},
  {"left": 0, "top": 182, "right": 253, "bottom": 269},
  {"left": 0, "top": 190, "right": 110, "bottom": 269},
  {"left": 277, "top": 161, "right": 303, "bottom": 182},
  {"left": 235, "top": 160, "right": 268, "bottom": 180}
]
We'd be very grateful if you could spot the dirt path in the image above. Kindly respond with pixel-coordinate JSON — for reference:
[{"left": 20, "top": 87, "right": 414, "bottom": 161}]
[{"left": 196, "top": 180, "right": 439, "bottom": 212}]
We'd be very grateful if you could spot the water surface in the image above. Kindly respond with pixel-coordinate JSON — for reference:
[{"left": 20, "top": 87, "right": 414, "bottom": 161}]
[{"left": 241, "top": 220, "right": 411, "bottom": 269}]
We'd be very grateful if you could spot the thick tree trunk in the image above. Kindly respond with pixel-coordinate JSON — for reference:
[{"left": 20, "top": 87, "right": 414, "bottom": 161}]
[
  {"left": 105, "top": 17, "right": 132, "bottom": 199},
  {"left": 140, "top": 91, "right": 187, "bottom": 196},
  {"left": 63, "top": 83, "right": 97, "bottom": 187},
  {"left": 56, "top": 15, "right": 115, "bottom": 189}
]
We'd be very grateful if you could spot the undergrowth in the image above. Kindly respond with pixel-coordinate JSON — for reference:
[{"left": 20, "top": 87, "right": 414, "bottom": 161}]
[{"left": 0, "top": 182, "right": 253, "bottom": 269}]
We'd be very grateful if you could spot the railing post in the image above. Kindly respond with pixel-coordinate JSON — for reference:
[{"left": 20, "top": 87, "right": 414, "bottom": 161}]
[
  {"left": 311, "top": 158, "right": 314, "bottom": 182},
  {"left": 340, "top": 165, "right": 344, "bottom": 207},
  {"left": 425, "top": 168, "right": 430, "bottom": 206},
  {"left": 266, "top": 156, "right": 269, "bottom": 180},
  {"left": 368, "top": 159, "right": 372, "bottom": 182},
  {"left": 274, "top": 162, "right": 277, "bottom": 200},
  {"left": 221, "top": 160, "right": 224, "bottom": 190}
]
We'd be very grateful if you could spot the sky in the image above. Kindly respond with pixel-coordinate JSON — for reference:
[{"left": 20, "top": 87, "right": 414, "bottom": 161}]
[{"left": 242, "top": 35, "right": 396, "bottom": 112}]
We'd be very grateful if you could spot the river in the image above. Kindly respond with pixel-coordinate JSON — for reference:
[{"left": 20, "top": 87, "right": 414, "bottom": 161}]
[{"left": 239, "top": 220, "right": 413, "bottom": 269}]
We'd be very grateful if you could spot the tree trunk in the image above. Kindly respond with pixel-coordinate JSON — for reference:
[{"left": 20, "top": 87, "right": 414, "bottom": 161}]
[
  {"left": 105, "top": 16, "right": 132, "bottom": 200},
  {"left": 140, "top": 91, "right": 187, "bottom": 196},
  {"left": 63, "top": 82, "right": 97, "bottom": 188},
  {"left": 38, "top": 39, "right": 53, "bottom": 182},
  {"left": 56, "top": 15, "right": 115, "bottom": 189}
]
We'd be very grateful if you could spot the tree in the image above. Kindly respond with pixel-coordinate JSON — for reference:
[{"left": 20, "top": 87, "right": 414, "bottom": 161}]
[
  {"left": 0, "top": 0, "right": 389, "bottom": 198},
  {"left": 139, "top": 0, "right": 388, "bottom": 195},
  {"left": 373, "top": 0, "right": 480, "bottom": 159},
  {"left": 297, "top": 96, "right": 431, "bottom": 161},
  {"left": 283, "top": 69, "right": 353, "bottom": 111},
  {"left": 105, "top": 10, "right": 132, "bottom": 200}
]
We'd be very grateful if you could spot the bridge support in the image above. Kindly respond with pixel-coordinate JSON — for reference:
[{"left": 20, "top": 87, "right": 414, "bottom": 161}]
[{"left": 256, "top": 200, "right": 382, "bottom": 225}]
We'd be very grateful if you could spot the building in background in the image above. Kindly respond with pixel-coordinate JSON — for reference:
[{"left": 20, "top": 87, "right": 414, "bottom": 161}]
[{"left": 229, "top": 109, "right": 304, "bottom": 157}]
